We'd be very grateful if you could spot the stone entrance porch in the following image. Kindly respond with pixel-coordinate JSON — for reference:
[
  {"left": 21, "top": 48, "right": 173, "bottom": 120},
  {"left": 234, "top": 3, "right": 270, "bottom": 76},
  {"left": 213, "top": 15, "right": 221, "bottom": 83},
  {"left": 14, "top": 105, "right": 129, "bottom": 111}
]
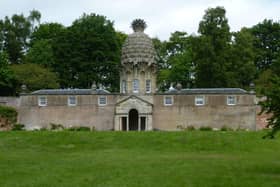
[{"left": 114, "top": 95, "right": 153, "bottom": 131}]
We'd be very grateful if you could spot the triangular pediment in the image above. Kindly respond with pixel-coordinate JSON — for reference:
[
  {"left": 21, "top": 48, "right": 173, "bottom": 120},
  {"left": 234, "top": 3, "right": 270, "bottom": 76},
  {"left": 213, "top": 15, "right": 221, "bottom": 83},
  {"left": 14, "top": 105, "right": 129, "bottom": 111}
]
[
  {"left": 115, "top": 95, "right": 153, "bottom": 115},
  {"left": 116, "top": 95, "right": 153, "bottom": 106}
]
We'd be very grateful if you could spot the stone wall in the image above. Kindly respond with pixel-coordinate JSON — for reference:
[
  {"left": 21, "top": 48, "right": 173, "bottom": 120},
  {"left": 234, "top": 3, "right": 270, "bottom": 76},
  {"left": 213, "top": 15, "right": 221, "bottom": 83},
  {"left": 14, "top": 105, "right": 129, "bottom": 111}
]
[
  {"left": 0, "top": 97, "right": 20, "bottom": 108},
  {"left": 19, "top": 95, "right": 117, "bottom": 130},
  {"left": 18, "top": 93, "right": 256, "bottom": 131},
  {"left": 153, "top": 94, "right": 256, "bottom": 130}
]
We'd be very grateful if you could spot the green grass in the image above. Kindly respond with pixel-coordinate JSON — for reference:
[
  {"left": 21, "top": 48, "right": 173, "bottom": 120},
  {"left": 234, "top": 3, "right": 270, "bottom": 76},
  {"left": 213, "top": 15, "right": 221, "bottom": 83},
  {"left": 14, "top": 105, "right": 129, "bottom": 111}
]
[{"left": 0, "top": 131, "right": 279, "bottom": 187}]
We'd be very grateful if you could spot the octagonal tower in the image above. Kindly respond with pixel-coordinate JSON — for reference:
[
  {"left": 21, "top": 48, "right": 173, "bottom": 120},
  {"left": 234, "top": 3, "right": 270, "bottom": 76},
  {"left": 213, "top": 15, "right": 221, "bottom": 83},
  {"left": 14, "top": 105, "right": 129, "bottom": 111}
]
[{"left": 120, "top": 19, "right": 157, "bottom": 94}]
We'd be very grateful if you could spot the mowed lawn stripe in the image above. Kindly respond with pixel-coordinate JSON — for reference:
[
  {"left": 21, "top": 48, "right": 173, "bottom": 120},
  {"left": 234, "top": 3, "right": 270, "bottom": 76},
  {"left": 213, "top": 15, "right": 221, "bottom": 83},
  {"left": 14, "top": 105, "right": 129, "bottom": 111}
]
[{"left": 0, "top": 131, "right": 279, "bottom": 187}]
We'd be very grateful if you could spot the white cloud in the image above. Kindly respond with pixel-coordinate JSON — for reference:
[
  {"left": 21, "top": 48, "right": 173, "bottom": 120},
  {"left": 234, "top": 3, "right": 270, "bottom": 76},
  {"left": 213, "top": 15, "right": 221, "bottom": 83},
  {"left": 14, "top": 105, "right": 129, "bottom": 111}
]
[{"left": 0, "top": 0, "right": 279, "bottom": 40}]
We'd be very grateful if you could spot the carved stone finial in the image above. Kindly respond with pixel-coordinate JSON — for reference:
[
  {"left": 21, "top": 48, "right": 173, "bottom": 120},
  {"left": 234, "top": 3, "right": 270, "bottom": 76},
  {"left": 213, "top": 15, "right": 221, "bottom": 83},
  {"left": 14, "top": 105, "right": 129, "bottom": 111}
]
[
  {"left": 249, "top": 82, "right": 255, "bottom": 94},
  {"left": 21, "top": 84, "right": 27, "bottom": 93},
  {"left": 91, "top": 82, "right": 96, "bottom": 91},
  {"left": 131, "top": 19, "right": 147, "bottom": 32},
  {"left": 176, "top": 83, "right": 182, "bottom": 91}
]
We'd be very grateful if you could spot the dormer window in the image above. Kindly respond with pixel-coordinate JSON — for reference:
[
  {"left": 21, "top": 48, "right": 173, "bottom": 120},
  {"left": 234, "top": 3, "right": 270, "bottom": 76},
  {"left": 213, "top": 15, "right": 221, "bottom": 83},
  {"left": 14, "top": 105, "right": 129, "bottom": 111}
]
[{"left": 133, "top": 79, "right": 139, "bottom": 93}]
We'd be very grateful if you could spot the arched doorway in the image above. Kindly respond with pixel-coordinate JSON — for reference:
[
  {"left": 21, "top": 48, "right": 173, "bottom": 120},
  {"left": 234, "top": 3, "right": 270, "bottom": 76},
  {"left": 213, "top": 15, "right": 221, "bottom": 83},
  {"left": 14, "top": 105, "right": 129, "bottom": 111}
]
[{"left": 129, "top": 109, "right": 138, "bottom": 131}]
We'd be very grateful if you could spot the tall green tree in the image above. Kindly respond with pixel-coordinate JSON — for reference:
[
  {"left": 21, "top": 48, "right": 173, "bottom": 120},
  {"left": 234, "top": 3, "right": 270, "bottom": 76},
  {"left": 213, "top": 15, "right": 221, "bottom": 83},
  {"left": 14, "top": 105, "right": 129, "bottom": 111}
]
[
  {"left": 157, "top": 31, "right": 194, "bottom": 89},
  {"left": 193, "top": 6, "right": 231, "bottom": 88},
  {"left": 0, "top": 52, "right": 16, "bottom": 95},
  {"left": 26, "top": 23, "right": 65, "bottom": 69},
  {"left": 28, "top": 9, "right": 41, "bottom": 32},
  {"left": 30, "top": 23, "right": 64, "bottom": 46},
  {"left": 53, "top": 13, "right": 120, "bottom": 91},
  {"left": 0, "top": 10, "right": 41, "bottom": 64},
  {"left": 260, "top": 75, "right": 280, "bottom": 138},
  {"left": 251, "top": 19, "right": 280, "bottom": 72},
  {"left": 3, "top": 14, "right": 31, "bottom": 63},
  {"left": 229, "top": 28, "right": 256, "bottom": 88},
  {"left": 25, "top": 39, "right": 55, "bottom": 68}
]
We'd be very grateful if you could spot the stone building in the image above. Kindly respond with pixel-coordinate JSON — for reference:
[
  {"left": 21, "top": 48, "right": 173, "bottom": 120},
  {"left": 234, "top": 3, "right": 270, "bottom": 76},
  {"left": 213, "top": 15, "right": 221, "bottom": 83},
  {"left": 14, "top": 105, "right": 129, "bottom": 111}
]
[{"left": 18, "top": 19, "right": 256, "bottom": 131}]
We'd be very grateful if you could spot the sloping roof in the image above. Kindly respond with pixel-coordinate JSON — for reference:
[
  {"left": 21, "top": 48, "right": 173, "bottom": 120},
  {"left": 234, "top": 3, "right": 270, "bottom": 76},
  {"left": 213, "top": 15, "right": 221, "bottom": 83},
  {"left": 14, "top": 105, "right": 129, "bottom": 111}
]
[
  {"left": 163, "top": 88, "right": 248, "bottom": 95},
  {"left": 30, "top": 89, "right": 110, "bottom": 95}
]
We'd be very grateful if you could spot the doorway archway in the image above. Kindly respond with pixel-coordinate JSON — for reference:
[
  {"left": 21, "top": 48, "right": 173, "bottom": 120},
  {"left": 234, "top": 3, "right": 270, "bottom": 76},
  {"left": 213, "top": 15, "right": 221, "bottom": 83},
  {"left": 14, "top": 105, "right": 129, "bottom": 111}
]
[{"left": 129, "top": 109, "right": 138, "bottom": 131}]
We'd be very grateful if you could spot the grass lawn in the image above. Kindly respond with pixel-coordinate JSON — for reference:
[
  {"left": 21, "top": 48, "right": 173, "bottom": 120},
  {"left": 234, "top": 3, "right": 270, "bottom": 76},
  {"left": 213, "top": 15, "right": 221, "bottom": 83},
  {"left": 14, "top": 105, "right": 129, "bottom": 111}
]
[{"left": 0, "top": 131, "right": 279, "bottom": 187}]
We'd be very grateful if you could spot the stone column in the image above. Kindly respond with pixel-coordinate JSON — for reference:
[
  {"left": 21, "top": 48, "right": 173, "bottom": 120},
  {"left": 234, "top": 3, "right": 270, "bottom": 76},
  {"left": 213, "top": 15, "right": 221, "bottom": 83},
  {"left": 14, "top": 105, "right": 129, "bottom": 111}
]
[
  {"left": 126, "top": 116, "right": 129, "bottom": 131},
  {"left": 145, "top": 116, "right": 147, "bottom": 131},
  {"left": 138, "top": 117, "right": 141, "bottom": 131},
  {"left": 147, "top": 115, "right": 153, "bottom": 131},
  {"left": 114, "top": 116, "right": 119, "bottom": 131}
]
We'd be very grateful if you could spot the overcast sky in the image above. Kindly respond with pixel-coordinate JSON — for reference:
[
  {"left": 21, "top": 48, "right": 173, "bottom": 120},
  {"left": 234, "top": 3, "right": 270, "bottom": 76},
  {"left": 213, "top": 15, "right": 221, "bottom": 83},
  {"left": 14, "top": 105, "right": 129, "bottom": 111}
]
[{"left": 0, "top": 0, "right": 279, "bottom": 40}]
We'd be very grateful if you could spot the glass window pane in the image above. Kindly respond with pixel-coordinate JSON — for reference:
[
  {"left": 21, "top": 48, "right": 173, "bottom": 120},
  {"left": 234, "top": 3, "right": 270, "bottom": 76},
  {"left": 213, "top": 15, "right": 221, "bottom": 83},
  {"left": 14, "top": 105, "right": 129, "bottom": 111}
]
[
  {"left": 164, "top": 96, "right": 173, "bottom": 105},
  {"left": 133, "top": 79, "right": 139, "bottom": 93},
  {"left": 99, "top": 96, "right": 107, "bottom": 105},
  {"left": 68, "top": 96, "right": 76, "bottom": 106},
  {"left": 146, "top": 80, "right": 151, "bottom": 93},
  {"left": 195, "top": 96, "right": 205, "bottom": 106},
  {"left": 38, "top": 96, "right": 47, "bottom": 106}
]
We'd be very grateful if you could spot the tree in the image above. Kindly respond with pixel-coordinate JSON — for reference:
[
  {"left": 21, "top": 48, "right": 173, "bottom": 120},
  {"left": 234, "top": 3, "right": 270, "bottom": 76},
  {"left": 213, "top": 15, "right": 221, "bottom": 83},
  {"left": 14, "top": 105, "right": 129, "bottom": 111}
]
[
  {"left": 0, "top": 10, "right": 41, "bottom": 64},
  {"left": 251, "top": 19, "right": 280, "bottom": 72},
  {"left": 0, "top": 52, "right": 16, "bottom": 95},
  {"left": 11, "top": 63, "right": 59, "bottom": 92},
  {"left": 25, "top": 39, "right": 55, "bottom": 68},
  {"left": 28, "top": 9, "right": 41, "bottom": 32},
  {"left": 193, "top": 6, "right": 231, "bottom": 88},
  {"left": 116, "top": 31, "right": 127, "bottom": 47},
  {"left": 53, "top": 13, "right": 121, "bottom": 91},
  {"left": 30, "top": 23, "right": 65, "bottom": 47},
  {"left": 157, "top": 31, "right": 194, "bottom": 89},
  {"left": 260, "top": 75, "right": 280, "bottom": 138},
  {"left": 229, "top": 28, "right": 256, "bottom": 88},
  {"left": 26, "top": 23, "right": 65, "bottom": 69}
]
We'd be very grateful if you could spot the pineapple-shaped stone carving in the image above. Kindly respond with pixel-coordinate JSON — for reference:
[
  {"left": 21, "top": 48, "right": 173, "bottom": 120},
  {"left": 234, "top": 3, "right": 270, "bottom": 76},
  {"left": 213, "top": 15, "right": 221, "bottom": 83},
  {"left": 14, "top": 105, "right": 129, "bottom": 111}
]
[{"left": 120, "top": 19, "right": 157, "bottom": 94}]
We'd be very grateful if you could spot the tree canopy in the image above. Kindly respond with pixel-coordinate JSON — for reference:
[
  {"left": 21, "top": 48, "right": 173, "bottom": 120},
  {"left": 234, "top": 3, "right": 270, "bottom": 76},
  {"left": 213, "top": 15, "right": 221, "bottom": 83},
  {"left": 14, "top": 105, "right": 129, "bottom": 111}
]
[{"left": 0, "top": 8, "right": 280, "bottom": 137}]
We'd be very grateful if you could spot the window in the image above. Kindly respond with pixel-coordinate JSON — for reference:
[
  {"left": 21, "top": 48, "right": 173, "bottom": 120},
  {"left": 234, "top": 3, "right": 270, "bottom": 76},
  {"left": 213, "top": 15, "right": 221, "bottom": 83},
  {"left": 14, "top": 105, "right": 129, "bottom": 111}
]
[
  {"left": 98, "top": 96, "right": 107, "bottom": 106},
  {"left": 68, "top": 96, "right": 77, "bottom": 106},
  {"left": 227, "top": 96, "right": 236, "bottom": 105},
  {"left": 164, "top": 96, "right": 173, "bottom": 106},
  {"left": 38, "top": 96, "right": 47, "bottom": 106},
  {"left": 195, "top": 96, "right": 205, "bottom": 106},
  {"left": 146, "top": 79, "right": 151, "bottom": 93},
  {"left": 122, "top": 80, "right": 127, "bottom": 93},
  {"left": 133, "top": 79, "right": 139, "bottom": 93}
]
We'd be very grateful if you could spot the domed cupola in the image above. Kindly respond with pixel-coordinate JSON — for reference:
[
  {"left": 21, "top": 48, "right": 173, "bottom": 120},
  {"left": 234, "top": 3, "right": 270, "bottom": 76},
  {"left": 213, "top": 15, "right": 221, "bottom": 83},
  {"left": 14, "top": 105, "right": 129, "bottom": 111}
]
[
  {"left": 121, "top": 19, "right": 157, "bottom": 66},
  {"left": 120, "top": 19, "right": 157, "bottom": 95}
]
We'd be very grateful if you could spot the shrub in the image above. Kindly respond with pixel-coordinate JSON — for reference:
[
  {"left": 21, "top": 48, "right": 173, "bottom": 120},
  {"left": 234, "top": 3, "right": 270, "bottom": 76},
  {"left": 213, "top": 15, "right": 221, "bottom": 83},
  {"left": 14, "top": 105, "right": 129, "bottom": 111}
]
[
  {"left": 67, "top": 126, "right": 91, "bottom": 131},
  {"left": 220, "top": 125, "right": 233, "bottom": 131},
  {"left": 0, "top": 105, "right": 17, "bottom": 124},
  {"left": 176, "top": 125, "right": 184, "bottom": 130},
  {"left": 186, "top": 125, "right": 196, "bottom": 131},
  {"left": 39, "top": 127, "right": 48, "bottom": 131},
  {"left": 50, "top": 123, "right": 64, "bottom": 130},
  {"left": 12, "top": 123, "right": 25, "bottom": 131},
  {"left": 199, "top": 126, "right": 212, "bottom": 131}
]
